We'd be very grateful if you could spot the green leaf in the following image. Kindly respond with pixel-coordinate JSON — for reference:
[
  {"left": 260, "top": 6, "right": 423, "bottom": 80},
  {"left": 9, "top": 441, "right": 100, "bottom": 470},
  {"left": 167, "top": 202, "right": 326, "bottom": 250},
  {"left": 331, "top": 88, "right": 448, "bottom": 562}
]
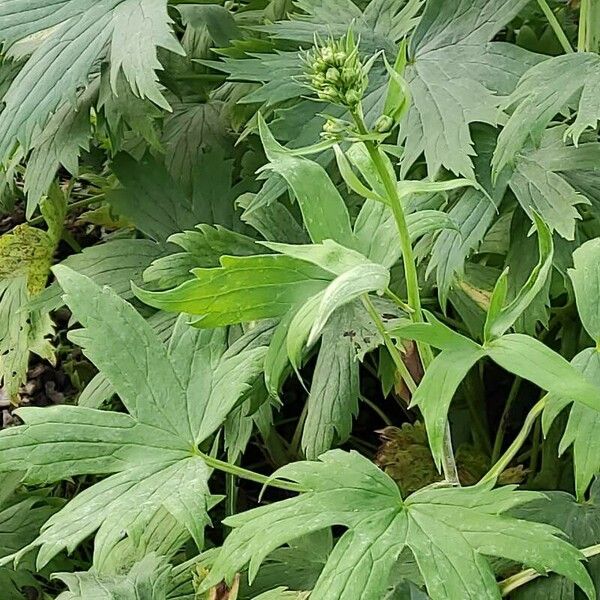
[
  {"left": 108, "top": 151, "right": 240, "bottom": 243},
  {"left": 0, "top": 267, "right": 267, "bottom": 570},
  {"left": 258, "top": 115, "right": 356, "bottom": 247},
  {"left": 261, "top": 239, "right": 372, "bottom": 276},
  {"left": 544, "top": 349, "right": 600, "bottom": 501},
  {"left": 306, "top": 263, "right": 389, "bottom": 346},
  {"left": 487, "top": 335, "right": 600, "bottom": 415},
  {"left": 504, "top": 211, "right": 551, "bottom": 335},
  {"left": 202, "top": 451, "right": 593, "bottom": 600},
  {"left": 245, "top": 531, "right": 331, "bottom": 597},
  {"left": 161, "top": 101, "right": 233, "bottom": 194},
  {"left": 401, "top": 0, "right": 542, "bottom": 177},
  {"left": 428, "top": 124, "right": 510, "bottom": 308},
  {"left": 109, "top": 0, "right": 183, "bottom": 109},
  {"left": 54, "top": 553, "right": 170, "bottom": 600},
  {"left": 0, "top": 0, "right": 182, "bottom": 163},
  {"left": 569, "top": 238, "right": 600, "bottom": 343},
  {"left": 410, "top": 334, "right": 486, "bottom": 470},
  {"left": 144, "top": 225, "right": 259, "bottom": 290},
  {"left": 493, "top": 53, "right": 600, "bottom": 176},
  {"left": 507, "top": 130, "right": 590, "bottom": 240},
  {"left": 0, "top": 481, "right": 60, "bottom": 599},
  {"left": 30, "top": 239, "right": 165, "bottom": 313},
  {"left": 354, "top": 200, "right": 403, "bottom": 268},
  {"left": 135, "top": 254, "right": 332, "bottom": 327},
  {"left": 302, "top": 305, "right": 361, "bottom": 459},
  {"left": 285, "top": 261, "right": 389, "bottom": 370},
  {"left": 99, "top": 69, "right": 162, "bottom": 152},
  {"left": 483, "top": 213, "right": 553, "bottom": 342},
  {"left": 511, "top": 485, "right": 600, "bottom": 598},
  {"left": 23, "top": 83, "right": 96, "bottom": 217}
]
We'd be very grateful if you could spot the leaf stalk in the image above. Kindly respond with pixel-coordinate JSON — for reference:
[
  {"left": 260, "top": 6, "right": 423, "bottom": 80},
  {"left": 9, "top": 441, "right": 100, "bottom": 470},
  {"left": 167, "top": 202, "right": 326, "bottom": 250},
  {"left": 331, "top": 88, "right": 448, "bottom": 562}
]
[
  {"left": 536, "top": 0, "right": 574, "bottom": 53},
  {"left": 198, "top": 451, "right": 307, "bottom": 493},
  {"left": 481, "top": 396, "right": 547, "bottom": 485}
]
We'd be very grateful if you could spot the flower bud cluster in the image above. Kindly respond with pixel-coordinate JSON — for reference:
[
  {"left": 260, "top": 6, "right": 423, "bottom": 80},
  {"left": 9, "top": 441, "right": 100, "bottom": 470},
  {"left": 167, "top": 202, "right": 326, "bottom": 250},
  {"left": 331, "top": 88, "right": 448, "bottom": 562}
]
[{"left": 304, "top": 34, "right": 367, "bottom": 109}]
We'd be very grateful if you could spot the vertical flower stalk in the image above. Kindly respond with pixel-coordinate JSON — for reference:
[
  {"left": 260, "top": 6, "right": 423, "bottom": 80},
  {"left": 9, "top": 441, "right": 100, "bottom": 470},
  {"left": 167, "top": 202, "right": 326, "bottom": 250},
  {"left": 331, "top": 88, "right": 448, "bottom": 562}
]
[{"left": 305, "top": 35, "right": 460, "bottom": 485}]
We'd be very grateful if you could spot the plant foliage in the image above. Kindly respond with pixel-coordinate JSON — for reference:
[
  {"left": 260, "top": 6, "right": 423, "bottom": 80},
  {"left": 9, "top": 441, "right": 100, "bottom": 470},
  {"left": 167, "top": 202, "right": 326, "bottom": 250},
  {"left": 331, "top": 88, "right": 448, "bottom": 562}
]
[{"left": 1, "top": 0, "right": 600, "bottom": 599}]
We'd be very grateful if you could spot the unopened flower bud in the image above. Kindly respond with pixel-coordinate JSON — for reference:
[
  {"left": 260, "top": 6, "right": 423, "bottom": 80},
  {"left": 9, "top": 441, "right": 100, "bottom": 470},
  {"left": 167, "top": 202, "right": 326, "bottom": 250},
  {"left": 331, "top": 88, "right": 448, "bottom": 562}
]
[
  {"left": 325, "top": 67, "right": 340, "bottom": 83},
  {"left": 321, "top": 47, "right": 334, "bottom": 62},
  {"left": 303, "top": 32, "right": 368, "bottom": 109},
  {"left": 345, "top": 89, "right": 362, "bottom": 107},
  {"left": 375, "top": 115, "right": 394, "bottom": 133},
  {"left": 334, "top": 51, "right": 347, "bottom": 65}
]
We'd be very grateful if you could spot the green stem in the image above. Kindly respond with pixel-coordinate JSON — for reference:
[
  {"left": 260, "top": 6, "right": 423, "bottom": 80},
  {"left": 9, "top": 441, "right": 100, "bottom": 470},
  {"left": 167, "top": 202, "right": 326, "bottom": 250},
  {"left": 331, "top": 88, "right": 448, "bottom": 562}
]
[
  {"left": 350, "top": 112, "right": 423, "bottom": 325},
  {"left": 537, "top": 0, "right": 574, "bottom": 53},
  {"left": 362, "top": 295, "right": 416, "bottom": 394},
  {"left": 198, "top": 451, "right": 306, "bottom": 493},
  {"left": 579, "top": 0, "right": 589, "bottom": 51},
  {"left": 351, "top": 108, "right": 458, "bottom": 485},
  {"left": 528, "top": 417, "right": 542, "bottom": 480},
  {"left": 491, "top": 376, "right": 522, "bottom": 463},
  {"left": 225, "top": 470, "right": 237, "bottom": 534},
  {"left": 28, "top": 194, "right": 106, "bottom": 226},
  {"left": 481, "top": 397, "right": 547, "bottom": 486},
  {"left": 384, "top": 288, "right": 413, "bottom": 314},
  {"left": 499, "top": 543, "right": 600, "bottom": 595}
]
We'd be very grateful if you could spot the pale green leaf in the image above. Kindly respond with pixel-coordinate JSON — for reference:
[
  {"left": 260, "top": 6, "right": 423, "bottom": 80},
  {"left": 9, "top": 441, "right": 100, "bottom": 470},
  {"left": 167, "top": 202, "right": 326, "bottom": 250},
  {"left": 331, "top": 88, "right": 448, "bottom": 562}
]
[
  {"left": 202, "top": 451, "right": 593, "bottom": 600},
  {"left": 483, "top": 213, "right": 553, "bottom": 341},
  {"left": 135, "top": 255, "right": 332, "bottom": 327},
  {"left": 23, "top": 83, "right": 96, "bottom": 217},
  {"left": 258, "top": 115, "right": 355, "bottom": 247},
  {"left": 401, "top": 0, "right": 541, "bottom": 177},
  {"left": 0, "top": 0, "right": 182, "bottom": 163},
  {"left": 30, "top": 239, "right": 165, "bottom": 313},
  {"left": 487, "top": 335, "right": 600, "bottom": 415},
  {"left": 261, "top": 240, "right": 372, "bottom": 276},
  {"left": 54, "top": 552, "right": 170, "bottom": 599},
  {"left": 544, "top": 349, "right": 600, "bottom": 501},
  {"left": 493, "top": 53, "right": 600, "bottom": 176},
  {"left": 302, "top": 305, "right": 360, "bottom": 459},
  {"left": 428, "top": 124, "right": 510, "bottom": 308},
  {"left": 0, "top": 268, "right": 267, "bottom": 569},
  {"left": 511, "top": 485, "right": 600, "bottom": 598},
  {"left": 410, "top": 336, "right": 485, "bottom": 470},
  {"left": 109, "top": 0, "right": 183, "bottom": 110},
  {"left": 569, "top": 238, "right": 600, "bottom": 343}
]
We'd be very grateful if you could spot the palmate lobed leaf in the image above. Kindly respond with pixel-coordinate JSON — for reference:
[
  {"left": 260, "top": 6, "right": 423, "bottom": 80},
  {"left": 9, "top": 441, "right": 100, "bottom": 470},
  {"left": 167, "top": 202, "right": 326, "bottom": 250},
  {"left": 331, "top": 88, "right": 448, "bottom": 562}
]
[
  {"left": 493, "top": 52, "right": 600, "bottom": 177},
  {"left": 0, "top": 0, "right": 183, "bottom": 165},
  {"left": 0, "top": 267, "right": 267, "bottom": 570},
  {"left": 400, "top": 0, "right": 542, "bottom": 178},
  {"left": 201, "top": 450, "right": 593, "bottom": 600}
]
